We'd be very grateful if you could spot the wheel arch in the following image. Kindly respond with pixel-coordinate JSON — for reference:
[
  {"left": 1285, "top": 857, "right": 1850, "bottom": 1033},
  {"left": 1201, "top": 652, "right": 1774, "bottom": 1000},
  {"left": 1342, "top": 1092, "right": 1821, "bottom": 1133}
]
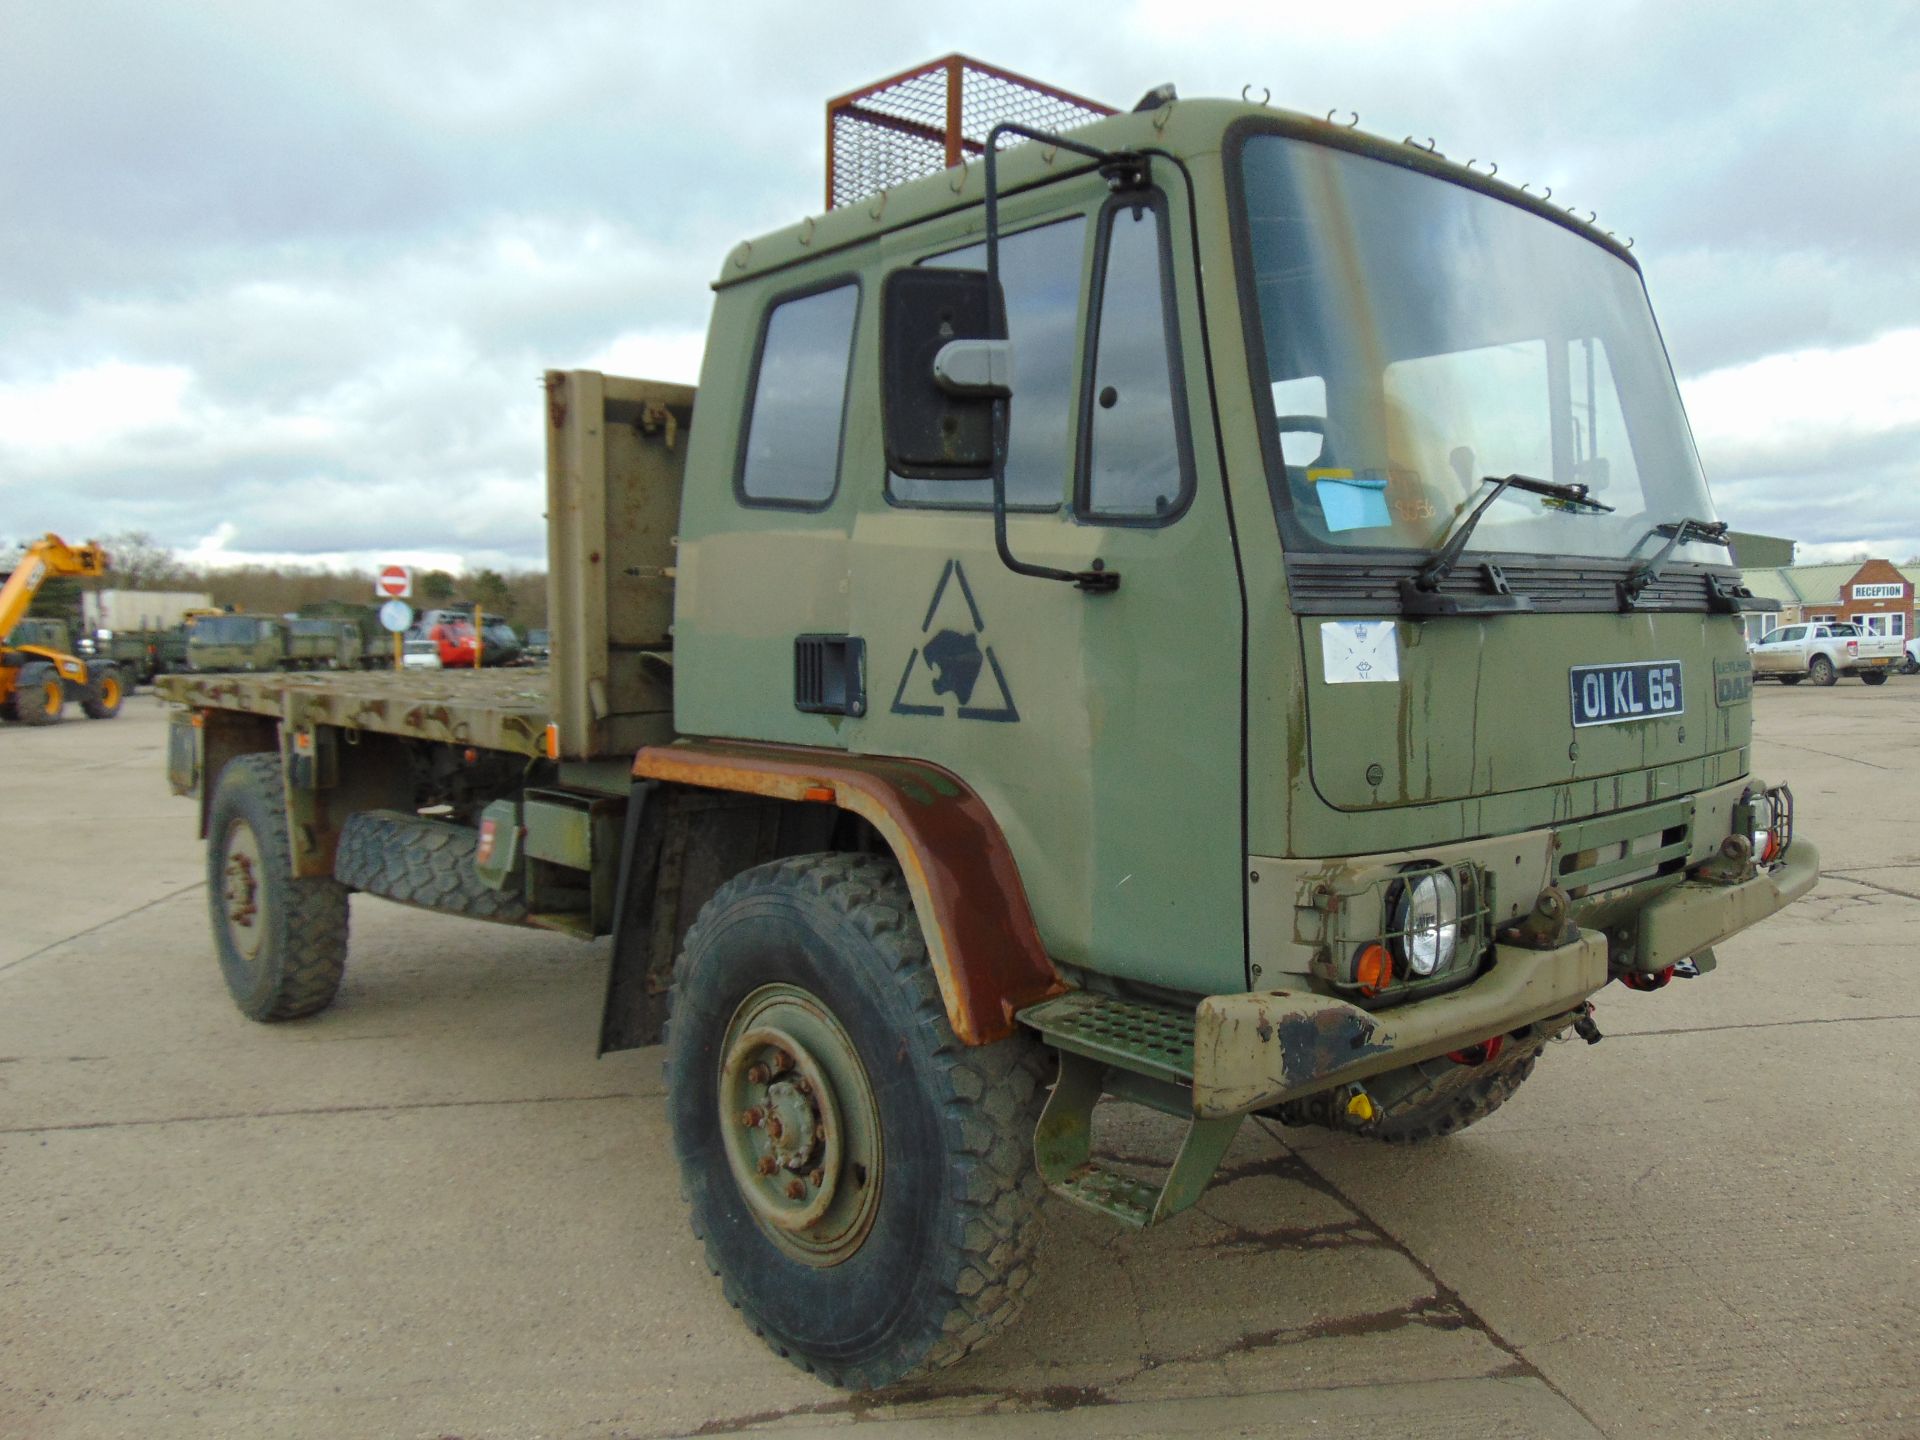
[{"left": 630, "top": 740, "right": 1063, "bottom": 1047}]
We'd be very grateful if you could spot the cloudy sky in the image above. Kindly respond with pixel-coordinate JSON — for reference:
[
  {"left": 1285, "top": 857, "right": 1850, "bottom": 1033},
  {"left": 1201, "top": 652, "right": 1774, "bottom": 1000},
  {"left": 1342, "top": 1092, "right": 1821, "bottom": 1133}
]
[{"left": 4, "top": 0, "right": 1916, "bottom": 572}]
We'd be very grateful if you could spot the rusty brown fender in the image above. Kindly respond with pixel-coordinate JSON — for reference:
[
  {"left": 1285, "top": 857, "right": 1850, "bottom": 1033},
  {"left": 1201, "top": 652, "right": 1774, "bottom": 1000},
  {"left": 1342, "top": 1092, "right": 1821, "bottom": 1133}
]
[{"left": 633, "top": 740, "right": 1064, "bottom": 1045}]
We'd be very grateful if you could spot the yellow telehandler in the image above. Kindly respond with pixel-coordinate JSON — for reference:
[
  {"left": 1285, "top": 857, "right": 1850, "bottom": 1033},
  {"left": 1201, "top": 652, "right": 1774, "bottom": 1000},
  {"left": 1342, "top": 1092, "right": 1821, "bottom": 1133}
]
[{"left": 1, "top": 534, "right": 125, "bottom": 725}]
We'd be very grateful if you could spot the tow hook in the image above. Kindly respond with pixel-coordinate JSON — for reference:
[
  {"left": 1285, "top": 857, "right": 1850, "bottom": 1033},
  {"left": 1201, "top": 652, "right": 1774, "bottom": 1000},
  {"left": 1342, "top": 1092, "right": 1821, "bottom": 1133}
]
[
  {"left": 1619, "top": 965, "right": 1675, "bottom": 992},
  {"left": 1571, "top": 1002, "right": 1604, "bottom": 1045}
]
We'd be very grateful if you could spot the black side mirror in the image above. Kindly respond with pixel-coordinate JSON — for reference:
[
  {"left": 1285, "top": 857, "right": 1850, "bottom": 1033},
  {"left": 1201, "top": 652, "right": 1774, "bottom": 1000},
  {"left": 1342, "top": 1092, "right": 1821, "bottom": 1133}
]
[{"left": 881, "top": 266, "right": 1008, "bottom": 480}]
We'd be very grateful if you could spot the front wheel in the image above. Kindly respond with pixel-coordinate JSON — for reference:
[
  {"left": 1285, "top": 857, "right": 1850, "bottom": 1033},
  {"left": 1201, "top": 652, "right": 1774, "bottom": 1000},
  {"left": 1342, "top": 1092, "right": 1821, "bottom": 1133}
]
[
  {"left": 81, "top": 664, "right": 124, "bottom": 718},
  {"left": 12, "top": 662, "right": 65, "bottom": 724},
  {"left": 1809, "top": 655, "right": 1837, "bottom": 686},
  {"left": 206, "top": 754, "right": 349, "bottom": 1020},
  {"left": 665, "top": 854, "right": 1047, "bottom": 1390}
]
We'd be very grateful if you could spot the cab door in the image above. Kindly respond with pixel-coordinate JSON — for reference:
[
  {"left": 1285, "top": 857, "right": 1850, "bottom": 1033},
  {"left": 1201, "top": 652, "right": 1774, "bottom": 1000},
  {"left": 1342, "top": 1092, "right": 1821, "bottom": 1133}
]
[{"left": 848, "top": 166, "right": 1246, "bottom": 995}]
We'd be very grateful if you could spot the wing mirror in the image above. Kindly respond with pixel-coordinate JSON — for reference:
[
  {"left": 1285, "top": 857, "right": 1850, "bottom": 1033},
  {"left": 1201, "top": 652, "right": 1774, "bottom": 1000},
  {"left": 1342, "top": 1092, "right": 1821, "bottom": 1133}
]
[{"left": 881, "top": 266, "right": 1009, "bottom": 480}]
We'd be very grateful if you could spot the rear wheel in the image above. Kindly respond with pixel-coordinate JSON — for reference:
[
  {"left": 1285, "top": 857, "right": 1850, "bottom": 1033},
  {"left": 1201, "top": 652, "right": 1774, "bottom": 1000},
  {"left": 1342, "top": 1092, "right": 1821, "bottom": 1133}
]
[
  {"left": 1778, "top": 674, "right": 1803, "bottom": 686},
  {"left": 206, "top": 753, "right": 349, "bottom": 1020},
  {"left": 13, "top": 662, "right": 64, "bottom": 725},
  {"left": 666, "top": 853, "right": 1047, "bottom": 1390},
  {"left": 1809, "top": 655, "right": 1837, "bottom": 686},
  {"left": 1861, "top": 670, "right": 1889, "bottom": 686},
  {"left": 81, "top": 664, "right": 124, "bottom": 718}
]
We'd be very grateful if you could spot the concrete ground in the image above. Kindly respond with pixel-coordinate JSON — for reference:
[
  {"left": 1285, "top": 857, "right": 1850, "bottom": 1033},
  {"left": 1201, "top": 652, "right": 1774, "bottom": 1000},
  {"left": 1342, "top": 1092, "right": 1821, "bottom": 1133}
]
[{"left": 1, "top": 683, "right": 1915, "bottom": 1439}]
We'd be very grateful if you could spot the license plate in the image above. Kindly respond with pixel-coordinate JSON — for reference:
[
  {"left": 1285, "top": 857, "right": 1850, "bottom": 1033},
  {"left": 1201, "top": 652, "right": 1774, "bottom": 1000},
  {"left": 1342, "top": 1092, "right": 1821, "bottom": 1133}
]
[{"left": 1569, "top": 660, "right": 1683, "bottom": 728}]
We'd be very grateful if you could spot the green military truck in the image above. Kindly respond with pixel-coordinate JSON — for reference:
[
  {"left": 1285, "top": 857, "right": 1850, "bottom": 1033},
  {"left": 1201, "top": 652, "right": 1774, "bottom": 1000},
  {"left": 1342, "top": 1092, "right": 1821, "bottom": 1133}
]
[{"left": 158, "top": 65, "right": 1816, "bottom": 1389}]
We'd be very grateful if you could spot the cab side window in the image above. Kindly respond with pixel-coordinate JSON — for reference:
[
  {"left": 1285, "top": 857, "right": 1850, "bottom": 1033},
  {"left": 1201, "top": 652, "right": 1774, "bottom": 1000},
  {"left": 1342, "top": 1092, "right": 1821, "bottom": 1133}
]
[
  {"left": 1082, "top": 200, "right": 1192, "bottom": 521},
  {"left": 739, "top": 281, "right": 860, "bottom": 508},
  {"left": 888, "top": 216, "right": 1087, "bottom": 509}
]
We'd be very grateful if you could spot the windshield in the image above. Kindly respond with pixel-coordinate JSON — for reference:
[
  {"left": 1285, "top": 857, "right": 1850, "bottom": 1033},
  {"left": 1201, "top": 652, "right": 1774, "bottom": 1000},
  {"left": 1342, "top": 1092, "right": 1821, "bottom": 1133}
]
[{"left": 1238, "top": 134, "right": 1718, "bottom": 564}]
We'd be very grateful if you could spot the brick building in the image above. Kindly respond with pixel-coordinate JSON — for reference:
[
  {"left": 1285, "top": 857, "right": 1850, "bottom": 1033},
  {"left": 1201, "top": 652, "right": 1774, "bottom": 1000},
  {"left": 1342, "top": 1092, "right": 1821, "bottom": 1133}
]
[
  {"left": 1808, "top": 559, "right": 1914, "bottom": 642},
  {"left": 1739, "top": 559, "right": 1914, "bottom": 646}
]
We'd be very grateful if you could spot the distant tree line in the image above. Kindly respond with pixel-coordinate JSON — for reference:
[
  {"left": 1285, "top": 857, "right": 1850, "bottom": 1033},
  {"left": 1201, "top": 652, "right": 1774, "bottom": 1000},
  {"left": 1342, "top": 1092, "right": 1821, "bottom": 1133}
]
[{"left": 3, "top": 531, "right": 548, "bottom": 628}]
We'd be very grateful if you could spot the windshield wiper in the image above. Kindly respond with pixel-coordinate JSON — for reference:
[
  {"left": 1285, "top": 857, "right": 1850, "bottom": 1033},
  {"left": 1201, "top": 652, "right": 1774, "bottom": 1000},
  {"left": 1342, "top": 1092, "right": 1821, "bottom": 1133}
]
[
  {"left": 1399, "top": 473, "right": 1613, "bottom": 617},
  {"left": 1619, "top": 517, "right": 1731, "bottom": 608}
]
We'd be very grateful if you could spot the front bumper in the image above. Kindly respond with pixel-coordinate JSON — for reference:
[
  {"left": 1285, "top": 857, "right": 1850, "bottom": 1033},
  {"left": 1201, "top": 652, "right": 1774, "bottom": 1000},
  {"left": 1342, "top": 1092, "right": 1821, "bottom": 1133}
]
[{"left": 1189, "top": 836, "right": 1820, "bottom": 1120}]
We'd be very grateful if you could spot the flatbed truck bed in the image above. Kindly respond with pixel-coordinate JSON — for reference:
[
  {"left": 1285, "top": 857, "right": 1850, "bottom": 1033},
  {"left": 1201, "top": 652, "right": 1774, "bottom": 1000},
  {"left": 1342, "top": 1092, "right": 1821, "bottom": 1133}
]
[{"left": 156, "top": 666, "right": 559, "bottom": 759}]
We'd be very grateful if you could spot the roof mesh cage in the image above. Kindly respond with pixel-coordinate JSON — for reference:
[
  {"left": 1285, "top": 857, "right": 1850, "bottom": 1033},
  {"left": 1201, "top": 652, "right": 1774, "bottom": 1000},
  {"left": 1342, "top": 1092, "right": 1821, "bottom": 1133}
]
[{"left": 825, "top": 55, "right": 1114, "bottom": 211}]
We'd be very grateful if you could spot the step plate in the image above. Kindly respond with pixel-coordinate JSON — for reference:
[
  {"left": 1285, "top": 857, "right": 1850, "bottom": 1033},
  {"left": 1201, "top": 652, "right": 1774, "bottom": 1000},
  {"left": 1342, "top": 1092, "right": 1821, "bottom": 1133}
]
[
  {"left": 1019, "top": 991, "right": 1195, "bottom": 1086},
  {"left": 1051, "top": 1164, "right": 1157, "bottom": 1228}
]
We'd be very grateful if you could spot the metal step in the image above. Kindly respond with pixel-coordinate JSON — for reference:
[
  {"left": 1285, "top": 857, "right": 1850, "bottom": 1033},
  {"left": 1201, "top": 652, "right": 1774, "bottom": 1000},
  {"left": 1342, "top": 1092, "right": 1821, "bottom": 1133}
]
[
  {"left": 1018, "top": 990, "right": 1239, "bottom": 1228},
  {"left": 1018, "top": 990, "right": 1195, "bottom": 1084}
]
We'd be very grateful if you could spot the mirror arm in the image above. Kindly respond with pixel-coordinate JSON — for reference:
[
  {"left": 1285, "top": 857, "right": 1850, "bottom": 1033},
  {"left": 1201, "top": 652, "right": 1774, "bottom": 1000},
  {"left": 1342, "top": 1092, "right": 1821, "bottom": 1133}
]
[{"left": 982, "top": 121, "right": 1125, "bottom": 596}]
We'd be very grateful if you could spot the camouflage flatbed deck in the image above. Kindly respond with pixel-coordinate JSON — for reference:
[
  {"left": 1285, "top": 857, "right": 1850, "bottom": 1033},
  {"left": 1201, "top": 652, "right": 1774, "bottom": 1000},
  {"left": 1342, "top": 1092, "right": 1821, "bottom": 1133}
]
[{"left": 157, "top": 668, "right": 553, "bottom": 757}]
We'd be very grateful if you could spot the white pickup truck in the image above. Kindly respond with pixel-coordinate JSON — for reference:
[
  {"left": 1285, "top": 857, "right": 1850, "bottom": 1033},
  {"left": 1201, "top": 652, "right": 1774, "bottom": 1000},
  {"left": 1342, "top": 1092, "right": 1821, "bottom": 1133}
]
[{"left": 1749, "top": 621, "right": 1902, "bottom": 685}]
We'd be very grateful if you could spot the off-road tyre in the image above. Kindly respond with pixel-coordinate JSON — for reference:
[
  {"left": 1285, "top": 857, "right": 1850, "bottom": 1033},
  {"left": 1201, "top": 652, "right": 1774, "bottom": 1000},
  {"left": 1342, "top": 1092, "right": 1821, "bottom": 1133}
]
[
  {"left": 207, "top": 753, "right": 349, "bottom": 1021},
  {"left": 12, "top": 662, "right": 64, "bottom": 725},
  {"left": 81, "top": 664, "right": 124, "bottom": 719},
  {"left": 1861, "top": 670, "right": 1889, "bottom": 686},
  {"left": 333, "top": 810, "right": 529, "bottom": 924},
  {"left": 1809, "top": 655, "right": 1837, "bottom": 686},
  {"left": 665, "top": 853, "right": 1048, "bottom": 1391}
]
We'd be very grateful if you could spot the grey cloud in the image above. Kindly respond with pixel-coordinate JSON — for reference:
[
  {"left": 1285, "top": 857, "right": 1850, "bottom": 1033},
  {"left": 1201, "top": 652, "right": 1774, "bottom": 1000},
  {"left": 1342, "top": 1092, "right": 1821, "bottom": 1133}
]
[{"left": 3, "top": 0, "right": 1916, "bottom": 569}]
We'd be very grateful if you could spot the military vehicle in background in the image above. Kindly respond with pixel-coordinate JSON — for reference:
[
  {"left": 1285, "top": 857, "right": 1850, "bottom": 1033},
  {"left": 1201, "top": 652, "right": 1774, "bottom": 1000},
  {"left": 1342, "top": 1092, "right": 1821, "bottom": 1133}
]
[
  {"left": 157, "top": 59, "right": 1818, "bottom": 1389},
  {"left": 185, "top": 613, "right": 379, "bottom": 673}
]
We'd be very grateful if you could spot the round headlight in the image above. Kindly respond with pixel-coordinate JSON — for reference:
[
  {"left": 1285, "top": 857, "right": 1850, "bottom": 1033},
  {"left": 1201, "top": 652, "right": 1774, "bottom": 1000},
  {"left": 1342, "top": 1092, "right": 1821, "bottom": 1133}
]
[{"left": 1391, "top": 869, "right": 1460, "bottom": 977}]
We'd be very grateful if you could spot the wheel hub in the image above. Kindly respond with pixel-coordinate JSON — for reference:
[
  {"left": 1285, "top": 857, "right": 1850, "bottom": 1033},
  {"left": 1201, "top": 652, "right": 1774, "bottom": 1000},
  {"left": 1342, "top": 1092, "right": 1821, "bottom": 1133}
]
[
  {"left": 221, "top": 827, "right": 265, "bottom": 958},
  {"left": 717, "top": 986, "right": 883, "bottom": 1266}
]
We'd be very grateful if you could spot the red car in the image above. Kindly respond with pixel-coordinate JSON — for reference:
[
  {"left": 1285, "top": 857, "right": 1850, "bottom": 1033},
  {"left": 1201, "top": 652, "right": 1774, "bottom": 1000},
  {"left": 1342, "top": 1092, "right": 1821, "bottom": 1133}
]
[{"left": 417, "top": 615, "right": 480, "bottom": 667}]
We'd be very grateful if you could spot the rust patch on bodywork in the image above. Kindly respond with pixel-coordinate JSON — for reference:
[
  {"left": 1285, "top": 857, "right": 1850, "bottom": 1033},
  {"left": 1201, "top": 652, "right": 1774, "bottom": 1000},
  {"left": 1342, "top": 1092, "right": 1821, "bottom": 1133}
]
[{"left": 636, "top": 739, "right": 1063, "bottom": 1044}]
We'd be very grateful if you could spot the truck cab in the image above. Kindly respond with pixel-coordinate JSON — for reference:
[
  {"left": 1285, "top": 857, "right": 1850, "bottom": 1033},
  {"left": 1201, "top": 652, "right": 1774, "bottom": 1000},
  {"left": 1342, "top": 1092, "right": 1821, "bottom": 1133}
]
[{"left": 672, "top": 98, "right": 1803, "bottom": 1015}]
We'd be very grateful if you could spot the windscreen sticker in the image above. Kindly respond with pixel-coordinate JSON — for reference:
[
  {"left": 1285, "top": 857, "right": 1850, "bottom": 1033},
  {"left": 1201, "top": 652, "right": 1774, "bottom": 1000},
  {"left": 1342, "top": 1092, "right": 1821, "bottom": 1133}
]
[
  {"left": 1321, "top": 620, "right": 1400, "bottom": 685},
  {"left": 1306, "top": 468, "right": 1392, "bottom": 531},
  {"left": 890, "top": 559, "right": 1020, "bottom": 722}
]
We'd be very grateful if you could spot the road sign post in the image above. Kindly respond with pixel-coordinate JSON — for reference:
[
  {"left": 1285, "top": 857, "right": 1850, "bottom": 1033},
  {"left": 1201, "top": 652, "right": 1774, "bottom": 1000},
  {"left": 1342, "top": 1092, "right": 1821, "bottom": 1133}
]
[{"left": 379, "top": 599, "right": 414, "bottom": 670}]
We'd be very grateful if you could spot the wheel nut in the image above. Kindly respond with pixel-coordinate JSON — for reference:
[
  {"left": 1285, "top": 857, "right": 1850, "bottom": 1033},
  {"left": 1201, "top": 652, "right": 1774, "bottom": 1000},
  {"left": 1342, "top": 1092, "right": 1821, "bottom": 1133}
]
[
  {"left": 771, "top": 1050, "right": 792, "bottom": 1073},
  {"left": 757, "top": 1155, "right": 777, "bottom": 1176},
  {"left": 747, "top": 1064, "right": 769, "bottom": 1085},
  {"left": 809, "top": 1168, "right": 824, "bottom": 1189},
  {"left": 739, "top": 1108, "right": 762, "bottom": 1128},
  {"left": 794, "top": 1077, "right": 812, "bottom": 1095},
  {"left": 785, "top": 1179, "right": 805, "bottom": 1201},
  {"left": 765, "top": 1116, "right": 783, "bottom": 1140}
]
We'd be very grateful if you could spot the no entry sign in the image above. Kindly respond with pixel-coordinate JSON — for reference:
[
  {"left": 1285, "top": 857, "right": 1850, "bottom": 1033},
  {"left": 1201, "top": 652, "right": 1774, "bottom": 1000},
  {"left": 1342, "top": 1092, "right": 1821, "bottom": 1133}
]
[{"left": 375, "top": 564, "right": 412, "bottom": 599}]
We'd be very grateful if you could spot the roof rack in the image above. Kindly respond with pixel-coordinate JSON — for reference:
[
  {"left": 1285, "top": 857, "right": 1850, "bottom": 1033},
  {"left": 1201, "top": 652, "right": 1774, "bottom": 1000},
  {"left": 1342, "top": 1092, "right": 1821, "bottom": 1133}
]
[{"left": 825, "top": 55, "right": 1114, "bottom": 211}]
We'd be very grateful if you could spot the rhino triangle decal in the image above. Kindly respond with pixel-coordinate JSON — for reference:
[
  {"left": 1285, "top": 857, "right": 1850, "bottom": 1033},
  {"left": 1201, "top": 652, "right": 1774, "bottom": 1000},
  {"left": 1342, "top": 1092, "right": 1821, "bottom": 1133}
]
[{"left": 889, "top": 559, "right": 1020, "bottom": 723}]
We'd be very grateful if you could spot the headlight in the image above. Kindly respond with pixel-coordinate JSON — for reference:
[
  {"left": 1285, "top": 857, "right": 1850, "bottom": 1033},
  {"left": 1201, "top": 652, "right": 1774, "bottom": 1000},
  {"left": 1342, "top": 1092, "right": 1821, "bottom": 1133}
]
[
  {"left": 1390, "top": 868, "right": 1459, "bottom": 976},
  {"left": 1748, "top": 793, "right": 1777, "bottom": 862}
]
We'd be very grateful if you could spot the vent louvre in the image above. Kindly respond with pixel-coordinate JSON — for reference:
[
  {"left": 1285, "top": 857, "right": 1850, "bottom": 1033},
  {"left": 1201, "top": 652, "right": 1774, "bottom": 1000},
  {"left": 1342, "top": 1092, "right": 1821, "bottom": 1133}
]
[
  {"left": 794, "top": 635, "right": 867, "bottom": 717},
  {"left": 1286, "top": 554, "right": 1743, "bottom": 616}
]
